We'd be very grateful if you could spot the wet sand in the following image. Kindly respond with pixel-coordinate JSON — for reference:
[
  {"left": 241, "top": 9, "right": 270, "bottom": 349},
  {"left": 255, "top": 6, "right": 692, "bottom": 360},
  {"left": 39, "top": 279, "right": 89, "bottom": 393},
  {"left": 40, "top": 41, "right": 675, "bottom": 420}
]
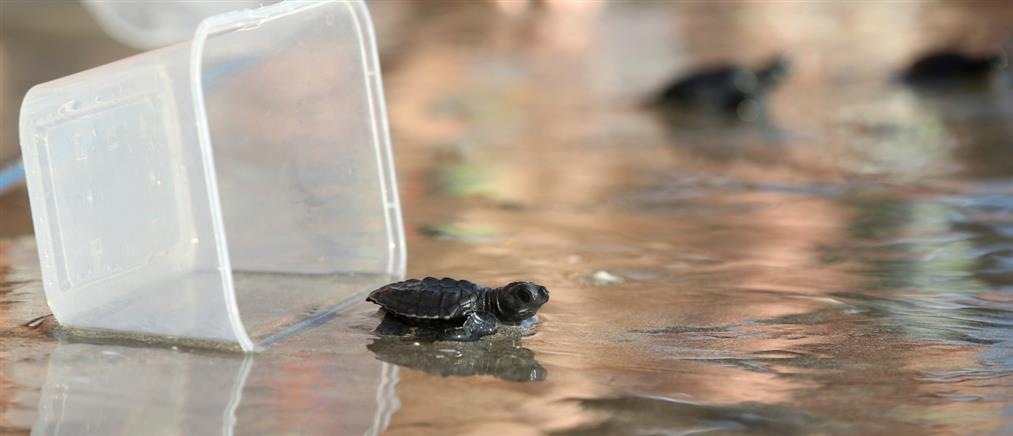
[{"left": 2, "top": 2, "right": 1013, "bottom": 435}]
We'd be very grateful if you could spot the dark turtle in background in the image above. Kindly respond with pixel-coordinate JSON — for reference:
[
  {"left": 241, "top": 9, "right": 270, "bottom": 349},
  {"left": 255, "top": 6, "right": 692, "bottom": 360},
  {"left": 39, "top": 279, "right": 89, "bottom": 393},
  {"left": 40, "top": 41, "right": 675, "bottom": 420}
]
[
  {"left": 649, "top": 56, "right": 791, "bottom": 119},
  {"left": 367, "top": 277, "right": 549, "bottom": 341},
  {"left": 901, "top": 50, "right": 1006, "bottom": 87}
]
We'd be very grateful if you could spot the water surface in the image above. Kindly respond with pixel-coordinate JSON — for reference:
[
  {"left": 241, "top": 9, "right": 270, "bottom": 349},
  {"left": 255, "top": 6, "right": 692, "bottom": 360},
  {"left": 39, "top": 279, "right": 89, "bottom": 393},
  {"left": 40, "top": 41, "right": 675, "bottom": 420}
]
[{"left": 2, "top": 2, "right": 1012, "bottom": 435}]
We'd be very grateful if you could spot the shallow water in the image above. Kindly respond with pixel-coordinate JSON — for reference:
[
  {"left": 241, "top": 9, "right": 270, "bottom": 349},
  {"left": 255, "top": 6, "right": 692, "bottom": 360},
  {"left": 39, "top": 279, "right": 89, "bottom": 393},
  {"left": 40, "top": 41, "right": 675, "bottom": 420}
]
[{"left": 2, "top": 2, "right": 1013, "bottom": 435}]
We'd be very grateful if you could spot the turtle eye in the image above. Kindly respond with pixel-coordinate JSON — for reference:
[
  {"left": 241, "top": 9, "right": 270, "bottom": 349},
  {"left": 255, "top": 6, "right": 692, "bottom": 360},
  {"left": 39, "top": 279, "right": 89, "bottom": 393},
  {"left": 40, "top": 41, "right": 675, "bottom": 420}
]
[{"left": 518, "top": 291, "right": 532, "bottom": 303}]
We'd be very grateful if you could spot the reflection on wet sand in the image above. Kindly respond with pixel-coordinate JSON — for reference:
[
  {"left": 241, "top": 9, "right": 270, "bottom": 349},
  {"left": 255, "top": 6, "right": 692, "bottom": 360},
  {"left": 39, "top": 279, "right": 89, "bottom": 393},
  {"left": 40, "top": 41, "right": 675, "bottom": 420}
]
[
  {"left": 23, "top": 336, "right": 398, "bottom": 436},
  {"left": 1, "top": 239, "right": 400, "bottom": 435},
  {"left": 368, "top": 335, "right": 546, "bottom": 383},
  {"left": 32, "top": 342, "right": 252, "bottom": 436}
]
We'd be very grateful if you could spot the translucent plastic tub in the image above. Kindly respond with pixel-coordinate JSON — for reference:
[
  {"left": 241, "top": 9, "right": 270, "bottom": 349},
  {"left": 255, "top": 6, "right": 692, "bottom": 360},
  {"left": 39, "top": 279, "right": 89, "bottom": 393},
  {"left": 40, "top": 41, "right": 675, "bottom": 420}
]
[
  {"left": 82, "top": 0, "right": 270, "bottom": 49},
  {"left": 18, "top": 0, "right": 405, "bottom": 351}
]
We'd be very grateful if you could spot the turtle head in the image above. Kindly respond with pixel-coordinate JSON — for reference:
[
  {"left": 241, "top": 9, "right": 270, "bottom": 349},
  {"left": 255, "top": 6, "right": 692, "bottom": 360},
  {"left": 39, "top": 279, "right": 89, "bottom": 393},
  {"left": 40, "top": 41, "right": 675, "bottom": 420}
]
[
  {"left": 984, "top": 51, "right": 1007, "bottom": 71},
  {"left": 493, "top": 282, "right": 549, "bottom": 323},
  {"left": 756, "top": 55, "right": 791, "bottom": 88}
]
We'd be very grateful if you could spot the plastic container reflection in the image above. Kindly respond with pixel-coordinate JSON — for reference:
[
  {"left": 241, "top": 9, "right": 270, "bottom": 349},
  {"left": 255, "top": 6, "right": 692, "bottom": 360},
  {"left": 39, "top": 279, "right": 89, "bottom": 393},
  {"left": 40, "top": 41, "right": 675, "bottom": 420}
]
[{"left": 32, "top": 340, "right": 399, "bottom": 435}]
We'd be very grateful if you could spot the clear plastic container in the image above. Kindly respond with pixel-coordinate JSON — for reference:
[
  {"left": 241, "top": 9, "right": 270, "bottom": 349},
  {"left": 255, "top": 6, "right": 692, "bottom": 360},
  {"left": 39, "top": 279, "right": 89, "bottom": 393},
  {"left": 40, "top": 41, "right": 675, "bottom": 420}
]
[
  {"left": 81, "top": 1, "right": 274, "bottom": 49},
  {"left": 18, "top": 0, "right": 405, "bottom": 351}
]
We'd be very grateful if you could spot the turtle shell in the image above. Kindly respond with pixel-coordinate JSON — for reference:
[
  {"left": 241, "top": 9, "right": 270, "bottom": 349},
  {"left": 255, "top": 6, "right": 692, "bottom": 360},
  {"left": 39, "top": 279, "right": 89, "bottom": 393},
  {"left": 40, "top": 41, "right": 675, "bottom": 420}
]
[
  {"left": 654, "top": 66, "right": 758, "bottom": 112},
  {"left": 367, "top": 277, "right": 485, "bottom": 320},
  {"left": 903, "top": 52, "right": 1000, "bottom": 83}
]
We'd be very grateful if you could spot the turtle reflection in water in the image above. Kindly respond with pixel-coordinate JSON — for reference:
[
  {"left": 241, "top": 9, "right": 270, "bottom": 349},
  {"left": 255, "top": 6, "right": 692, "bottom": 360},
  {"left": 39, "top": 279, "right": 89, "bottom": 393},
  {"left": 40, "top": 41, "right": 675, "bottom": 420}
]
[
  {"left": 366, "top": 277, "right": 549, "bottom": 342},
  {"left": 367, "top": 336, "right": 547, "bottom": 382}
]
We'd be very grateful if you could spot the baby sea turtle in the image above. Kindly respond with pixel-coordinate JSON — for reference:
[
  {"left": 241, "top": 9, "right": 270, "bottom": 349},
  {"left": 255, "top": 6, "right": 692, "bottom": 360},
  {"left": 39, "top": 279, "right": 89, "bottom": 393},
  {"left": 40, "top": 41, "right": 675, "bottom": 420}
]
[
  {"left": 901, "top": 50, "right": 1006, "bottom": 85},
  {"left": 649, "top": 56, "right": 791, "bottom": 117},
  {"left": 367, "top": 277, "right": 549, "bottom": 341}
]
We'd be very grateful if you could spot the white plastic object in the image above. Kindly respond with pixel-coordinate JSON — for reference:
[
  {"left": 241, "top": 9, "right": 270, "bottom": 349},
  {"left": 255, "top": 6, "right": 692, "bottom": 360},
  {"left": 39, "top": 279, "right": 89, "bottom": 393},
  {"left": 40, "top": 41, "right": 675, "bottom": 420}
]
[{"left": 18, "top": 0, "right": 405, "bottom": 351}]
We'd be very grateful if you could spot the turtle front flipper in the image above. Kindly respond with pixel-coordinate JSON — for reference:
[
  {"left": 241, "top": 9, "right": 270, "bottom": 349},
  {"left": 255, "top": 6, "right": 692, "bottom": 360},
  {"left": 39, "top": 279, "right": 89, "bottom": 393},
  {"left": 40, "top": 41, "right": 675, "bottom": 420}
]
[{"left": 442, "top": 312, "right": 498, "bottom": 341}]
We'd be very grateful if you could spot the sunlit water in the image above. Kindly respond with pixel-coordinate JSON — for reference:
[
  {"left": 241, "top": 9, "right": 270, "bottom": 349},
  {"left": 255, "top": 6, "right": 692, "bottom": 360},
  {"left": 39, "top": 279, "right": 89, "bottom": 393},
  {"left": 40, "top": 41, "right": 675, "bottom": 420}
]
[{"left": 2, "top": 2, "right": 1012, "bottom": 435}]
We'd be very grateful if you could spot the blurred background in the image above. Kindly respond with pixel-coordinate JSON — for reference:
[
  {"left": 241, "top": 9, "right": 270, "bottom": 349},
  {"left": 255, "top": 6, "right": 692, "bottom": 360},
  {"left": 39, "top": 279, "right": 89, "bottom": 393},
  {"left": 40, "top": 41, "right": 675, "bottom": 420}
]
[{"left": 2, "top": 1, "right": 1013, "bottom": 435}]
